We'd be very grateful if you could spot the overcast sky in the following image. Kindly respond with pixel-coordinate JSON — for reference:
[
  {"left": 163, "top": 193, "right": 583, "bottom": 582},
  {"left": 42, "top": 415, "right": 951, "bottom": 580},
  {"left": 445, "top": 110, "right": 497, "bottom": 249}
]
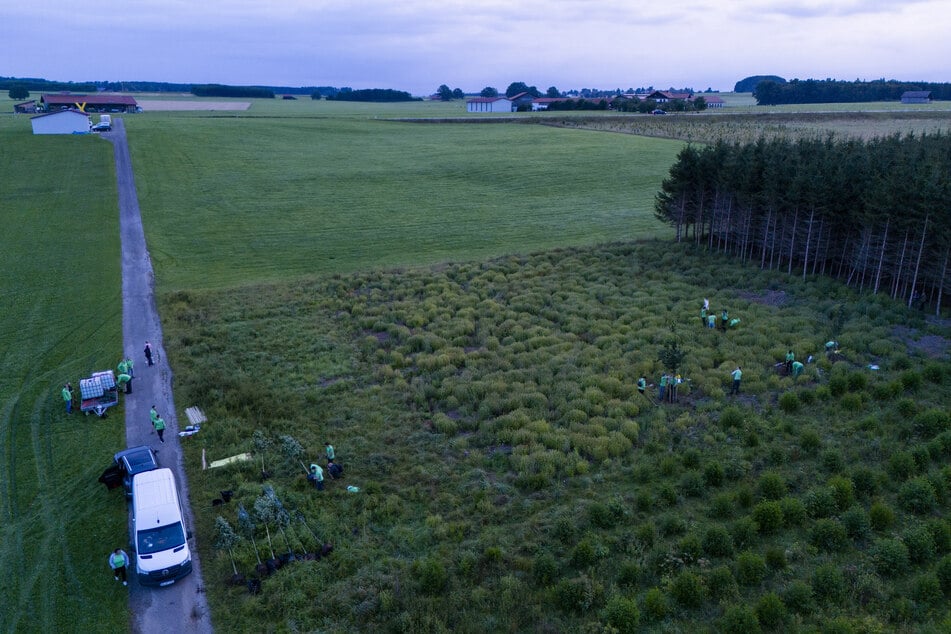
[{"left": 4, "top": 0, "right": 948, "bottom": 94}]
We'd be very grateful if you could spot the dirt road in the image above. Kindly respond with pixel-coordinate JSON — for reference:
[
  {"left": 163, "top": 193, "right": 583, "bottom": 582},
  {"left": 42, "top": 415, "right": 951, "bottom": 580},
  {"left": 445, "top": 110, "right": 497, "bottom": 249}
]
[{"left": 105, "top": 119, "right": 213, "bottom": 633}]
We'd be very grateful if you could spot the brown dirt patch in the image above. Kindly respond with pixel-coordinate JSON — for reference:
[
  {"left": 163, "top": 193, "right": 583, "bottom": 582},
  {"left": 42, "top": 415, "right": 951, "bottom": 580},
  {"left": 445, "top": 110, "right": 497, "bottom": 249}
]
[
  {"left": 891, "top": 326, "right": 951, "bottom": 359},
  {"left": 137, "top": 100, "right": 251, "bottom": 111}
]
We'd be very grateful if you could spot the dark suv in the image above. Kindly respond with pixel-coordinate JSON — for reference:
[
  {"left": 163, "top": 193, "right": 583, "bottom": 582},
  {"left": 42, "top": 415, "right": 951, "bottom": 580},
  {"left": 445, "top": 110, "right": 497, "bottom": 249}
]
[{"left": 99, "top": 446, "right": 158, "bottom": 497}]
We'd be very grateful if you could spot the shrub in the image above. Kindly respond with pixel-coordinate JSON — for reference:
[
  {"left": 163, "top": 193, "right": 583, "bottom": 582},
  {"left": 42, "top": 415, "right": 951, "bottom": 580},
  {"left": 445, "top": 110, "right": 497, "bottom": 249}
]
[
  {"left": 901, "top": 524, "right": 936, "bottom": 564},
  {"left": 869, "top": 538, "right": 909, "bottom": 577},
  {"left": 764, "top": 546, "right": 787, "bottom": 570},
  {"left": 720, "top": 604, "right": 761, "bottom": 633},
  {"left": 414, "top": 557, "right": 449, "bottom": 595},
  {"left": 642, "top": 587, "right": 669, "bottom": 621},
  {"left": 589, "top": 502, "right": 616, "bottom": 529},
  {"left": 828, "top": 374, "right": 848, "bottom": 396},
  {"left": 783, "top": 580, "right": 815, "bottom": 614},
  {"left": 811, "top": 563, "right": 846, "bottom": 604},
  {"left": 804, "top": 487, "right": 836, "bottom": 518},
  {"left": 681, "top": 448, "right": 701, "bottom": 468},
  {"left": 720, "top": 406, "right": 744, "bottom": 429},
  {"left": 851, "top": 466, "right": 880, "bottom": 499},
  {"left": 706, "top": 566, "right": 739, "bottom": 601},
  {"left": 678, "top": 470, "right": 704, "bottom": 498},
  {"left": 779, "top": 497, "right": 807, "bottom": 526},
  {"left": 702, "top": 524, "right": 734, "bottom": 558},
  {"left": 604, "top": 595, "right": 640, "bottom": 633},
  {"left": 756, "top": 472, "right": 787, "bottom": 500},
  {"left": 669, "top": 571, "right": 704, "bottom": 608},
  {"left": 810, "top": 518, "right": 848, "bottom": 552},
  {"left": 828, "top": 475, "right": 855, "bottom": 510},
  {"left": 634, "top": 522, "right": 656, "bottom": 549},
  {"left": 703, "top": 461, "right": 725, "bottom": 487},
  {"left": 778, "top": 391, "right": 799, "bottom": 413},
  {"left": 887, "top": 451, "right": 917, "bottom": 480},
  {"left": 922, "top": 361, "right": 945, "bottom": 384},
  {"left": 895, "top": 397, "right": 917, "bottom": 418},
  {"left": 533, "top": 552, "right": 558, "bottom": 586},
  {"left": 571, "top": 538, "right": 599, "bottom": 568},
  {"left": 735, "top": 551, "right": 767, "bottom": 586},
  {"left": 677, "top": 533, "right": 702, "bottom": 563},
  {"left": 551, "top": 575, "right": 603, "bottom": 614},
  {"left": 821, "top": 449, "right": 845, "bottom": 474},
  {"left": 899, "top": 370, "right": 922, "bottom": 392},
  {"left": 730, "top": 517, "right": 759, "bottom": 549},
  {"left": 752, "top": 501, "right": 784, "bottom": 534},
  {"left": 913, "top": 409, "right": 949, "bottom": 439},
  {"left": 869, "top": 501, "right": 896, "bottom": 531},
  {"left": 936, "top": 554, "right": 951, "bottom": 596},
  {"left": 658, "top": 514, "right": 687, "bottom": 537},
  {"left": 840, "top": 506, "right": 871, "bottom": 541},
  {"left": 800, "top": 429, "right": 821, "bottom": 453},
  {"left": 898, "top": 477, "right": 937, "bottom": 513},
  {"left": 755, "top": 592, "right": 787, "bottom": 630},
  {"left": 927, "top": 518, "right": 951, "bottom": 554},
  {"left": 616, "top": 560, "right": 641, "bottom": 589},
  {"left": 709, "top": 492, "right": 734, "bottom": 519},
  {"left": 912, "top": 573, "right": 943, "bottom": 609}
]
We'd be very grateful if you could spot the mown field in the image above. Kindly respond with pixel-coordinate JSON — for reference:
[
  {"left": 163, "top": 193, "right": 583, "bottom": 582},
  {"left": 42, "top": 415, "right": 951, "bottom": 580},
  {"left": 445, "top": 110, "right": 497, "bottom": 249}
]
[
  {"left": 167, "top": 242, "right": 950, "bottom": 633},
  {"left": 122, "top": 113, "right": 679, "bottom": 290},
  {"left": 2, "top": 95, "right": 950, "bottom": 632},
  {"left": 0, "top": 116, "right": 128, "bottom": 632}
]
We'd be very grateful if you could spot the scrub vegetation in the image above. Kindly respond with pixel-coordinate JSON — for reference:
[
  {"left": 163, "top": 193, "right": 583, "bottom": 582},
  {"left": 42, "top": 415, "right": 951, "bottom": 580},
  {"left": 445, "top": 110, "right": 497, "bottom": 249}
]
[{"left": 166, "top": 242, "right": 950, "bottom": 633}]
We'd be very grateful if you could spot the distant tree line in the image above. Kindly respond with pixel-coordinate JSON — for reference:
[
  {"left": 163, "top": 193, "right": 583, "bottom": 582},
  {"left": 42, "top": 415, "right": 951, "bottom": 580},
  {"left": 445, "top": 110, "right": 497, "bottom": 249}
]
[
  {"left": 0, "top": 76, "right": 96, "bottom": 95},
  {"left": 754, "top": 79, "right": 951, "bottom": 105},
  {"left": 328, "top": 88, "right": 419, "bottom": 102},
  {"left": 191, "top": 85, "right": 275, "bottom": 98},
  {"left": 734, "top": 75, "right": 786, "bottom": 93},
  {"left": 654, "top": 133, "right": 951, "bottom": 314}
]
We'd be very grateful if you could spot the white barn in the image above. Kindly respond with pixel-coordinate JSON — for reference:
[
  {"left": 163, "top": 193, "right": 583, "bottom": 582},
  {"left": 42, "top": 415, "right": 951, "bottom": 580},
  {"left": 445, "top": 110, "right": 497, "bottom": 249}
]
[
  {"left": 30, "top": 110, "right": 91, "bottom": 135},
  {"left": 466, "top": 97, "right": 514, "bottom": 113}
]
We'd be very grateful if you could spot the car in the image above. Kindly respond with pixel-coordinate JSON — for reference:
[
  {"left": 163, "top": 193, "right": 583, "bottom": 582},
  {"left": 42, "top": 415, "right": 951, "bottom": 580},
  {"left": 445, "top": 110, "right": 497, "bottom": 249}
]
[
  {"left": 92, "top": 122, "right": 112, "bottom": 132},
  {"left": 98, "top": 445, "right": 158, "bottom": 497},
  {"left": 651, "top": 109, "right": 667, "bottom": 115}
]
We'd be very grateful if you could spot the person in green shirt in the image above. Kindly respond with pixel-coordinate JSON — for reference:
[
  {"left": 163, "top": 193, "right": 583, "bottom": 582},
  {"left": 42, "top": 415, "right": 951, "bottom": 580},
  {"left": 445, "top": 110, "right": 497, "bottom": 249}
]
[
  {"left": 721, "top": 309, "right": 729, "bottom": 331},
  {"left": 308, "top": 463, "right": 324, "bottom": 490},
  {"left": 108, "top": 548, "right": 130, "bottom": 586},
  {"left": 62, "top": 383, "right": 73, "bottom": 414},
  {"left": 150, "top": 405, "right": 159, "bottom": 425},
  {"left": 785, "top": 350, "right": 795, "bottom": 374},
  {"left": 117, "top": 373, "right": 132, "bottom": 394},
  {"left": 792, "top": 361, "right": 805, "bottom": 378},
  {"left": 658, "top": 374, "right": 668, "bottom": 402},
  {"left": 153, "top": 416, "right": 166, "bottom": 443},
  {"left": 700, "top": 306, "right": 707, "bottom": 327},
  {"left": 637, "top": 377, "right": 647, "bottom": 395},
  {"left": 125, "top": 357, "right": 134, "bottom": 378},
  {"left": 730, "top": 366, "right": 742, "bottom": 395},
  {"left": 707, "top": 314, "right": 716, "bottom": 329},
  {"left": 324, "top": 443, "right": 335, "bottom": 461}
]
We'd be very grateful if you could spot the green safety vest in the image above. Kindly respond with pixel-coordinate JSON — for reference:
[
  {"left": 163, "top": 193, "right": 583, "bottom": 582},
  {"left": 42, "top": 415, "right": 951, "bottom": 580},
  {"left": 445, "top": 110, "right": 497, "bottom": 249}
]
[
  {"left": 153, "top": 418, "right": 165, "bottom": 431},
  {"left": 62, "top": 388, "right": 72, "bottom": 402},
  {"left": 325, "top": 445, "right": 335, "bottom": 460},
  {"left": 111, "top": 553, "right": 125, "bottom": 567}
]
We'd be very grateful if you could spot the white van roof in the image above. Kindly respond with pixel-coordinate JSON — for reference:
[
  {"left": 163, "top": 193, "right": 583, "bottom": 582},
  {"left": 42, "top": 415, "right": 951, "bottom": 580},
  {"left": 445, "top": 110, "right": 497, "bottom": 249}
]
[{"left": 133, "top": 468, "right": 180, "bottom": 526}]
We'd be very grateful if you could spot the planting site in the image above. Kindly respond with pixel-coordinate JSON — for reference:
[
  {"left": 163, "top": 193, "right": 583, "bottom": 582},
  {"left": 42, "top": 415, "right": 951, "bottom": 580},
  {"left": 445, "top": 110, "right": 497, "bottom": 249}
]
[{"left": 1, "top": 98, "right": 950, "bottom": 633}]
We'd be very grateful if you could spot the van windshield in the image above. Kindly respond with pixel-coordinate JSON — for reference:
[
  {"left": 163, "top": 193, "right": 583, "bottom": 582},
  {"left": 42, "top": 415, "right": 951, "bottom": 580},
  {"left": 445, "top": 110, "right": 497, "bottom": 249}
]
[{"left": 138, "top": 522, "right": 186, "bottom": 555}]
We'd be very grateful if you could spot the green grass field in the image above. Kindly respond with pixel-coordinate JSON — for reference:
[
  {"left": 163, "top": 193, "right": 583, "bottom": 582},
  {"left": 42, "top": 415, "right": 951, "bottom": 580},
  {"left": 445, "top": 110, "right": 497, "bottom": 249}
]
[
  {"left": 0, "top": 120, "right": 127, "bottom": 632},
  {"left": 124, "top": 114, "right": 679, "bottom": 290}
]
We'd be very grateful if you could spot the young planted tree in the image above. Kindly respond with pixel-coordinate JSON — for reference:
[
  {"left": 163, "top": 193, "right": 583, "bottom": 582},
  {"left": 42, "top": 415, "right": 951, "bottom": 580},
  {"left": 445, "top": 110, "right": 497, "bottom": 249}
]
[
  {"left": 237, "top": 504, "right": 263, "bottom": 565},
  {"left": 251, "top": 430, "right": 273, "bottom": 479},
  {"left": 213, "top": 516, "right": 241, "bottom": 576}
]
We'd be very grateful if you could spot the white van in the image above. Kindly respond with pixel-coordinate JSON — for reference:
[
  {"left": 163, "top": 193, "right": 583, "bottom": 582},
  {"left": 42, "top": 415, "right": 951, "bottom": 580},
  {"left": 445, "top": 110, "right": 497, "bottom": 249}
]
[{"left": 131, "top": 468, "right": 193, "bottom": 586}]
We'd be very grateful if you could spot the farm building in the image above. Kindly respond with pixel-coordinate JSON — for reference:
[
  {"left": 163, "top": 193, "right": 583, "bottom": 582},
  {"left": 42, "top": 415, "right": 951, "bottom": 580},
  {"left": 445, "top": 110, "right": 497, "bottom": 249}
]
[
  {"left": 40, "top": 93, "right": 138, "bottom": 113},
  {"left": 30, "top": 110, "right": 91, "bottom": 135},
  {"left": 646, "top": 90, "right": 694, "bottom": 103},
  {"left": 466, "top": 97, "right": 514, "bottom": 113},
  {"left": 14, "top": 100, "right": 37, "bottom": 114},
  {"left": 900, "top": 91, "right": 933, "bottom": 104},
  {"left": 697, "top": 94, "right": 724, "bottom": 108}
]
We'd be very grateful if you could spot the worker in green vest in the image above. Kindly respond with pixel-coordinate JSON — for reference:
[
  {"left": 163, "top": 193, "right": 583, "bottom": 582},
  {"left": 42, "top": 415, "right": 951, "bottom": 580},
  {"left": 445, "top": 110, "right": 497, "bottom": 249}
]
[
  {"left": 62, "top": 383, "right": 74, "bottom": 414},
  {"left": 108, "top": 548, "right": 129, "bottom": 586},
  {"left": 153, "top": 415, "right": 166, "bottom": 443},
  {"left": 707, "top": 314, "right": 716, "bottom": 329},
  {"left": 792, "top": 361, "right": 805, "bottom": 378},
  {"left": 730, "top": 366, "right": 742, "bottom": 395},
  {"left": 785, "top": 350, "right": 795, "bottom": 373},
  {"left": 325, "top": 442, "right": 335, "bottom": 461},
  {"left": 637, "top": 377, "right": 647, "bottom": 395},
  {"left": 658, "top": 374, "right": 668, "bottom": 402},
  {"left": 117, "top": 372, "right": 132, "bottom": 394},
  {"left": 721, "top": 309, "right": 729, "bottom": 331},
  {"left": 700, "top": 306, "right": 707, "bottom": 327},
  {"left": 308, "top": 463, "right": 324, "bottom": 490}
]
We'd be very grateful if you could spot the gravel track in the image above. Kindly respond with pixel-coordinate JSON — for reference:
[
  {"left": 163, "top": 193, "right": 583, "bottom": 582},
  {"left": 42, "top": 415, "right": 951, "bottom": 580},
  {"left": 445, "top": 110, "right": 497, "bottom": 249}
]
[{"left": 104, "top": 118, "right": 213, "bottom": 633}]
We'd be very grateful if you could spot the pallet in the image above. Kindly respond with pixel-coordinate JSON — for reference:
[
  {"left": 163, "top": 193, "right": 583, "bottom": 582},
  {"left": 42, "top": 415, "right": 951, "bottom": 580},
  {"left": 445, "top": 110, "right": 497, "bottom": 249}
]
[{"left": 184, "top": 406, "right": 207, "bottom": 426}]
